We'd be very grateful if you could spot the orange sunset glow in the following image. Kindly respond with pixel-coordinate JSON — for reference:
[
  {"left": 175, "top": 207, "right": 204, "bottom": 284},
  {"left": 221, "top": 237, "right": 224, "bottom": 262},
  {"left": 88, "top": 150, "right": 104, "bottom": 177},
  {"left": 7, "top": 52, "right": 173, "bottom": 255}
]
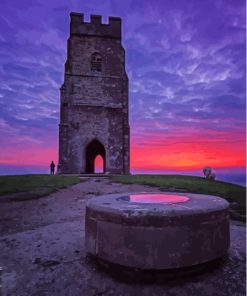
[{"left": 1, "top": 136, "right": 245, "bottom": 171}]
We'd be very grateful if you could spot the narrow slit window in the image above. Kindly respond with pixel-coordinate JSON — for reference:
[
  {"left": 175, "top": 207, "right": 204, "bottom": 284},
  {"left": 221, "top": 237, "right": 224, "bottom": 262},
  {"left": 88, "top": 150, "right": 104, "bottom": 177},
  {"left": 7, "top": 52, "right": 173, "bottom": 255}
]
[{"left": 91, "top": 53, "right": 102, "bottom": 72}]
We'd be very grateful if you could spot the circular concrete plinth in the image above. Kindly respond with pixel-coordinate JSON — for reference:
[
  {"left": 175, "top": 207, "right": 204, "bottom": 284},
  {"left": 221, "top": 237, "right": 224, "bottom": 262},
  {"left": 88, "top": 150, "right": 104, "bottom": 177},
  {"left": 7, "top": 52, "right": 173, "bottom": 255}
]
[{"left": 85, "top": 192, "right": 230, "bottom": 270}]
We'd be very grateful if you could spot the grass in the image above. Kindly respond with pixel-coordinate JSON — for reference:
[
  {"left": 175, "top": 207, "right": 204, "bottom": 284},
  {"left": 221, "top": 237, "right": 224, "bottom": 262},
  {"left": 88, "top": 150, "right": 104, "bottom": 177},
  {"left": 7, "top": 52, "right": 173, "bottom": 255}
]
[
  {"left": 0, "top": 174, "right": 80, "bottom": 201},
  {"left": 110, "top": 174, "right": 246, "bottom": 222},
  {"left": 0, "top": 174, "right": 245, "bottom": 221}
]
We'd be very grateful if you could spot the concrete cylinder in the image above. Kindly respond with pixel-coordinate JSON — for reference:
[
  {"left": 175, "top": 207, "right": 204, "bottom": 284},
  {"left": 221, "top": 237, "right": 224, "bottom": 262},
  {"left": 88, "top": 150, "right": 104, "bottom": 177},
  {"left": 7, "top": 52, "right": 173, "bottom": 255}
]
[{"left": 85, "top": 192, "right": 230, "bottom": 270}]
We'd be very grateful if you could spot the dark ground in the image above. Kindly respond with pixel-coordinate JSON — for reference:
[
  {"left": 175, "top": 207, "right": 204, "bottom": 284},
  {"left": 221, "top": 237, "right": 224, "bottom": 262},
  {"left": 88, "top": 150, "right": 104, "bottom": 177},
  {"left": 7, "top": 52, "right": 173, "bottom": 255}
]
[{"left": 0, "top": 177, "right": 246, "bottom": 296}]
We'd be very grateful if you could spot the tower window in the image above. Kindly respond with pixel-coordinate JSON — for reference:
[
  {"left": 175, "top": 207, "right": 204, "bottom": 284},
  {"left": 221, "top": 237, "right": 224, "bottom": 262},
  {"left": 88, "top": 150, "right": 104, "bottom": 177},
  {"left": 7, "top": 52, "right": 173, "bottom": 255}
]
[{"left": 91, "top": 53, "right": 102, "bottom": 72}]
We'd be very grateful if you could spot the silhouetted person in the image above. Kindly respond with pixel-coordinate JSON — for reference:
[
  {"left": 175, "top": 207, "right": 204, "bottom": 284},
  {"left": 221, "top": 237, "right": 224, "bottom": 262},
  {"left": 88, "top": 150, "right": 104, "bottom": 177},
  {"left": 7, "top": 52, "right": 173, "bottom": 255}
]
[{"left": 50, "top": 161, "right": 55, "bottom": 175}]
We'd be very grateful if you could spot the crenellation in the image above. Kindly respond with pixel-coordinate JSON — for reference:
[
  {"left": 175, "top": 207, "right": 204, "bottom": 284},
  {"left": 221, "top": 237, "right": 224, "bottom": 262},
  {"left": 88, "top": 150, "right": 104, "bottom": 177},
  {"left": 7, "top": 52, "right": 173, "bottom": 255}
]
[
  {"left": 90, "top": 15, "right": 102, "bottom": 25},
  {"left": 69, "top": 12, "right": 121, "bottom": 39},
  {"left": 108, "top": 16, "right": 121, "bottom": 32},
  {"left": 70, "top": 12, "right": 84, "bottom": 28}
]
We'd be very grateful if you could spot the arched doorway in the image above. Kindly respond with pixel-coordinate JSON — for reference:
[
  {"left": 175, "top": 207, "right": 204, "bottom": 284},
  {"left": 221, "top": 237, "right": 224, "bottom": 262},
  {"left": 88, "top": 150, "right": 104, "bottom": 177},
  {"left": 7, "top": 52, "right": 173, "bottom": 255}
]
[{"left": 85, "top": 139, "right": 106, "bottom": 173}]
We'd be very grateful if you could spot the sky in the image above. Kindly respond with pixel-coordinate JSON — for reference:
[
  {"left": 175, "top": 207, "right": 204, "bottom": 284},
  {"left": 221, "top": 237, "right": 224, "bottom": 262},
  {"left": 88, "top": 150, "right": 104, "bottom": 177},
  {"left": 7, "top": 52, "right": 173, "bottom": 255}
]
[{"left": 0, "top": 0, "right": 246, "bottom": 176}]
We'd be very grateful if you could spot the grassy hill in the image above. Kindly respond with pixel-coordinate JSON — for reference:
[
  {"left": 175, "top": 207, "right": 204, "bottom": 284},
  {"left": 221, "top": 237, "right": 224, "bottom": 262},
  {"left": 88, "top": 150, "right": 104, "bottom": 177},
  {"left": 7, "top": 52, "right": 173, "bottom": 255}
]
[
  {"left": 0, "top": 174, "right": 80, "bottom": 201},
  {"left": 110, "top": 174, "right": 246, "bottom": 222},
  {"left": 0, "top": 174, "right": 245, "bottom": 222}
]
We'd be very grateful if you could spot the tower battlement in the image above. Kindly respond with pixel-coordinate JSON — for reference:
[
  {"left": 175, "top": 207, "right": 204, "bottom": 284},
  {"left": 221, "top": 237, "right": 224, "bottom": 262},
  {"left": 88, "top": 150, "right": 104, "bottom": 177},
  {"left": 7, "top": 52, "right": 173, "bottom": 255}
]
[{"left": 70, "top": 12, "right": 121, "bottom": 39}]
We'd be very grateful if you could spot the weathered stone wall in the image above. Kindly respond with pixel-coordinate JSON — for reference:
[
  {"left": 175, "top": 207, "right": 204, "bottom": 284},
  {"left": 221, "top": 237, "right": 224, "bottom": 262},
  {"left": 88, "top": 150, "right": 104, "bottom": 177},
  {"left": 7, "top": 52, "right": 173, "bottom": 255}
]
[{"left": 58, "top": 12, "right": 130, "bottom": 174}]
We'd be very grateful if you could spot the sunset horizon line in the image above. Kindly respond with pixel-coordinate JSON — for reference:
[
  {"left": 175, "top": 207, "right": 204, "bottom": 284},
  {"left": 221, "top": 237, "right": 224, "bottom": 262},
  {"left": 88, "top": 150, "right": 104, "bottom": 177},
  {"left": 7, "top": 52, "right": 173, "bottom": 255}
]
[{"left": 0, "top": 162, "right": 245, "bottom": 171}]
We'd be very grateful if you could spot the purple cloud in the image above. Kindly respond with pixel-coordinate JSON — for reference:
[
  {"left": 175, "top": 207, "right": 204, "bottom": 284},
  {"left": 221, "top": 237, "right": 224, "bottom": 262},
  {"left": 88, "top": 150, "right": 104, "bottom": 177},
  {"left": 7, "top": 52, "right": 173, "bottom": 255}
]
[{"left": 0, "top": 0, "right": 245, "bottom": 170}]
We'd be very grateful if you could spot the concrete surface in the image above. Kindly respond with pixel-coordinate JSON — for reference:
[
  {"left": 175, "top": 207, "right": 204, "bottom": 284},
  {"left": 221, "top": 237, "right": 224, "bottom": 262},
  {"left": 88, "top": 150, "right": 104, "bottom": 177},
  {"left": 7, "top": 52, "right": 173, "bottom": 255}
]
[
  {"left": 0, "top": 177, "right": 245, "bottom": 296},
  {"left": 86, "top": 192, "right": 230, "bottom": 269}
]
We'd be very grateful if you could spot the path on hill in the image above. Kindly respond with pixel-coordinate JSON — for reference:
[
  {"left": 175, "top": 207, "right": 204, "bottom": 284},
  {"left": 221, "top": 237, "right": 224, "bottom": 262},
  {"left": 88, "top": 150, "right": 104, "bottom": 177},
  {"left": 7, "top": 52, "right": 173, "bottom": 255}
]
[{"left": 0, "top": 177, "right": 245, "bottom": 296}]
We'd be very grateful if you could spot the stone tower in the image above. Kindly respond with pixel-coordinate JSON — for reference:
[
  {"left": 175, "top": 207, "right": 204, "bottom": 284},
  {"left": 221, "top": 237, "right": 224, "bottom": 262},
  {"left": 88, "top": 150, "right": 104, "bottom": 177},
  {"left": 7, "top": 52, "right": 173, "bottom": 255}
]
[{"left": 58, "top": 12, "right": 130, "bottom": 174}]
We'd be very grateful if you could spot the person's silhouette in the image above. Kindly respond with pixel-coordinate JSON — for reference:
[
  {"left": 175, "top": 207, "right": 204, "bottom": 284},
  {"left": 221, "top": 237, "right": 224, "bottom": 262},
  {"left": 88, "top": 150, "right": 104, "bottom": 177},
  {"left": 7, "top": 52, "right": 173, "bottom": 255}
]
[{"left": 50, "top": 161, "right": 55, "bottom": 175}]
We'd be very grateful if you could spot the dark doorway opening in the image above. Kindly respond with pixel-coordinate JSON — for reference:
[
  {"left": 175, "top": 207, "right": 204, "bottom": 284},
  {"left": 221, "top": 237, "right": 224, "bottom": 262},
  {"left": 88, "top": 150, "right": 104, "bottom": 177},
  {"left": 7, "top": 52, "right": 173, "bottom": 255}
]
[{"left": 85, "top": 139, "right": 106, "bottom": 173}]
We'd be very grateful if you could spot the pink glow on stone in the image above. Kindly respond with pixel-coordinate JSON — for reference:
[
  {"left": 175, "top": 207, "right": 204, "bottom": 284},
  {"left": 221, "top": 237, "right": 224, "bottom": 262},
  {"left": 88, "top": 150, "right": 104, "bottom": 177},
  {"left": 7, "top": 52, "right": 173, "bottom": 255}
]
[{"left": 128, "top": 194, "right": 190, "bottom": 204}]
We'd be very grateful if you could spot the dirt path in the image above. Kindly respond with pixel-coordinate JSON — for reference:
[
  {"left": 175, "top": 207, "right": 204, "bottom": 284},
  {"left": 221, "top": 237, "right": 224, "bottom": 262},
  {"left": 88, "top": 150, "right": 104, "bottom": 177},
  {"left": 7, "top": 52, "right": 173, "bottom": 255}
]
[{"left": 0, "top": 177, "right": 245, "bottom": 296}]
